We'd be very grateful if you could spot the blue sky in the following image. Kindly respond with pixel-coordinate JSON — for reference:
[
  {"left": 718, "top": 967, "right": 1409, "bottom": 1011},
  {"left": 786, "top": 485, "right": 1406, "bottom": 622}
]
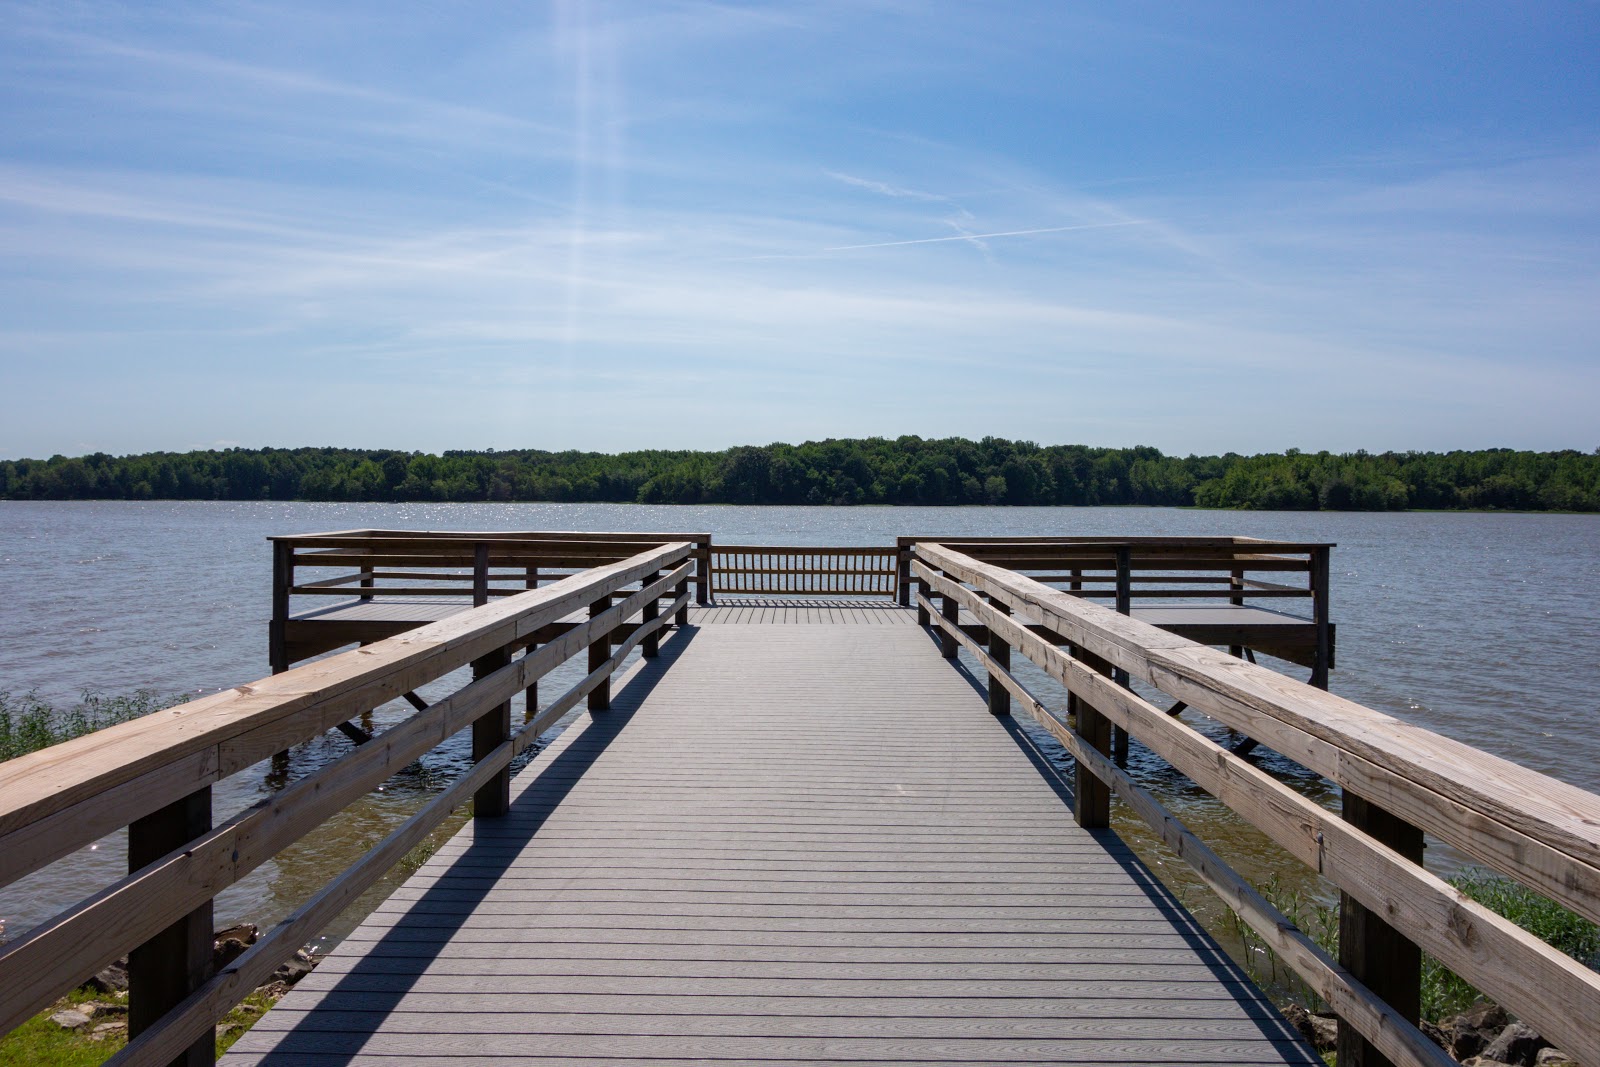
[{"left": 1, "top": 1, "right": 1596, "bottom": 458}]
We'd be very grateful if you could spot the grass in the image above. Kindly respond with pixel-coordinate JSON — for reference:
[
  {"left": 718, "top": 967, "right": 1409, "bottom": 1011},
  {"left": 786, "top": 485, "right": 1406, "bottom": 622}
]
[
  {"left": 1224, "top": 868, "right": 1600, "bottom": 1022},
  {"left": 1221, "top": 873, "right": 1340, "bottom": 1014},
  {"left": 0, "top": 987, "right": 277, "bottom": 1065},
  {"left": 1, "top": 688, "right": 284, "bottom": 1064},
  {"left": 0, "top": 690, "right": 188, "bottom": 763}
]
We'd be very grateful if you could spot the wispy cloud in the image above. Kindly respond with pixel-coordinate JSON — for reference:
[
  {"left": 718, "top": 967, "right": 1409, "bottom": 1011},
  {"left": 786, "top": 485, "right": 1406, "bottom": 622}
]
[
  {"left": 0, "top": 2, "right": 1595, "bottom": 456},
  {"left": 826, "top": 170, "right": 951, "bottom": 202},
  {"left": 818, "top": 219, "right": 1148, "bottom": 253}
]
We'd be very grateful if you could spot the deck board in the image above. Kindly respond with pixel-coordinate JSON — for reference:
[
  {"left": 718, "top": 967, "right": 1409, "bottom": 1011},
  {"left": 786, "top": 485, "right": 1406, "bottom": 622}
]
[{"left": 226, "top": 612, "right": 1313, "bottom": 1066}]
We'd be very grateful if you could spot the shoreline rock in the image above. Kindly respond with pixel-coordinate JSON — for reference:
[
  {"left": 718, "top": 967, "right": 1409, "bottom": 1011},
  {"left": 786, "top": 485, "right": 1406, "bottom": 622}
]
[{"left": 60, "top": 925, "right": 323, "bottom": 1035}]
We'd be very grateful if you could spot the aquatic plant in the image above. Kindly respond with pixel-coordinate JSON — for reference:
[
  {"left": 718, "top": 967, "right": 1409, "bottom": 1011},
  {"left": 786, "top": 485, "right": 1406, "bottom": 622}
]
[
  {"left": 0, "top": 690, "right": 186, "bottom": 762},
  {"left": 1225, "top": 869, "right": 1599, "bottom": 1022}
]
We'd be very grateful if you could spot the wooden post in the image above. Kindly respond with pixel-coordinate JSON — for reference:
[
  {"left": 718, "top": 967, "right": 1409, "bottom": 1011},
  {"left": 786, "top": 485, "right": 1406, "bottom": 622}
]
[
  {"left": 1073, "top": 649, "right": 1113, "bottom": 828},
  {"left": 642, "top": 569, "right": 661, "bottom": 658},
  {"left": 916, "top": 554, "right": 931, "bottom": 628},
  {"left": 1230, "top": 565, "right": 1245, "bottom": 659},
  {"left": 472, "top": 542, "right": 489, "bottom": 607},
  {"left": 987, "top": 598, "right": 1011, "bottom": 717},
  {"left": 269, "top": 540, "right": 291, "bottom": 674},
  {"left": 1311, "top": 545, "right": 1332, "bottom": 690},
  {"left": 1338, "top": 793, "right": 1424, "bottom": 1067},
  {"left": 674, "top": 571, "right": 690, "bottom": 627},
  {"left": 588, "top": 596, "right": 612, "bottom": 711},
  {"left": 471, "top": 647, "right": 511, "bottom": 818},
  {"left": 939, "top": 577, "right": 959, "bottom": 659},
  {"left": 1112, "top": 546, "right": 1132, "bottom": 766},
  {"left": 128, "top": 788, "right": 213, "bottom": 1067},
  {"left": 696, "top": 539, "right": 711, "bottom": 605},
  {"left": 896, "top": 546, "right": 911, "bottom": 607},
  {"left": 523, "top": 566, "right": 539, "bottom": 720},
  {"left": 269, "top": 541, "right": 292, "bottom": 769}
]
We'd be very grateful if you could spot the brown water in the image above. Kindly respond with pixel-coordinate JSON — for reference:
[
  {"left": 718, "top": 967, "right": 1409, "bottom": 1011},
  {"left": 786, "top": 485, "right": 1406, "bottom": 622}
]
[{"left": 2, "top": 501, "right": 1597, "bottom": 964}]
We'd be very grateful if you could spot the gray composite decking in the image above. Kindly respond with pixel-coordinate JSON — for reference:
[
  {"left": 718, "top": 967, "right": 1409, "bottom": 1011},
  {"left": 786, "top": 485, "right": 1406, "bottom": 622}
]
[{"left": 226, "top": 606, "right": 1315, "bottom": 1066}]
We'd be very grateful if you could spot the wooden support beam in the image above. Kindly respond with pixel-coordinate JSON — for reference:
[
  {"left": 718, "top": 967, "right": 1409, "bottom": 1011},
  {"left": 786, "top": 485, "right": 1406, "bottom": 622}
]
[
  {"left": 127, "top": 788, "right": 213, "bottom": 1067},
  {"left": 332, "top": 720, "right": 372, "bottom": 745},
  {"left": 674, "top": 573, "right": 689, "bottom": 627},
  {"left": 470, "top": 647, "right": 511, "bottom": 818},
  {"left": 1339, "top": 794, "right": 1425, "bottom": 1067},
  {"left": 896, "top": 548, "right": 911, "bottom": 607}
]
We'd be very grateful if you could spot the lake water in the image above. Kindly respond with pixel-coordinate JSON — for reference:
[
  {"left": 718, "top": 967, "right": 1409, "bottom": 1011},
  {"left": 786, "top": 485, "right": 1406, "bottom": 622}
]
[{"left": 3, "top": 501, "right": 1598, "bottom": 957}]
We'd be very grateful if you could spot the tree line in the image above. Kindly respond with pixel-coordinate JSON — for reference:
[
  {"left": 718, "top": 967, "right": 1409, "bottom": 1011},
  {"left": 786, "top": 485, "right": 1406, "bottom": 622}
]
[{"left": 2, "top": 438, "right": 1597, "bottom": 511}]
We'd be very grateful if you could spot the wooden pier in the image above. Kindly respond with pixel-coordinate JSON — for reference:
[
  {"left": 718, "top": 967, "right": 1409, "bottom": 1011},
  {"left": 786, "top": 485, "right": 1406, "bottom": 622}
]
[
  {"left": 229, "top": 611, "right": 1313, "bottom": 1065},
  {"left": 2, "top": 532, "right": 1598, "bottom": 1067}
]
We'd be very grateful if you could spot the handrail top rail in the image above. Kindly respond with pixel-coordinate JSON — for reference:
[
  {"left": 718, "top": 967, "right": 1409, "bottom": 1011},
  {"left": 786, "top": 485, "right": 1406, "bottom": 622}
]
[
  {"left": 0, "top": 542, "right": 695, "bottom": 841},
  {"left": 270, "top": 529, "right": 712, "bottom": 543},
  {"left": 714, "top": 544, "right": 900, "bottom": 555},
  {"left": 910, "top": 540, "right": 1600, "bottom": 875},
  {"left": 899, "top": 534, "right": 1336, "bottom": 551}
]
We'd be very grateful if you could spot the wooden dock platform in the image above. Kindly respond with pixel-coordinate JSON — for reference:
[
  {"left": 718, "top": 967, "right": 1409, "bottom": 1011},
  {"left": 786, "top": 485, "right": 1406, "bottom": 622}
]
[
  {"left": 224, "top": 607, "right": 1314, "bottom": 1065},
  {"left": 11, "top": 532, "right": 1598, "bottom": 1067}
]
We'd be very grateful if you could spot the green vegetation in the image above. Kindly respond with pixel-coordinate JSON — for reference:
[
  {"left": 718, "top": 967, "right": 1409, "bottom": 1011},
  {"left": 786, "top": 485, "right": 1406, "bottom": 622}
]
[
  {"left": 0, "top": 986, "right": 276, "bottom": 1065},
  {"left": 0, "top": 691, "right": 186, "bottom": 763},
  {"left": 1223, "top": 874, "right": 1341, "bottom": 1014},
  {"left": 1226, "top": 869, "right": 1600, "bottom": 1021},
  {"left": 1422, "top": 869, "right": 1600, "bottom": 1019},
  {"left": 2, "top": 439, "right": 1598, "bottom": 510}
]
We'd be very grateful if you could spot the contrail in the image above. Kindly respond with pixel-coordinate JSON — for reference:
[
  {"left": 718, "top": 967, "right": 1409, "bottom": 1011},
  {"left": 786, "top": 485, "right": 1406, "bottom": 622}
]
[{"left": 822, "top": 219, "right": 1144, "bottom": 252}]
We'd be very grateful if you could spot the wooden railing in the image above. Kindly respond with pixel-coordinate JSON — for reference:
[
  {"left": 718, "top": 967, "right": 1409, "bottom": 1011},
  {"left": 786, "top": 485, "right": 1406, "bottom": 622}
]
[
  {"left": 710, "top": 545, "right": 900, "bottom": 596},
  {"left": 896, "top": 535, "right": 1332, "bottom": 686},
  {"left": 0, "top": 541, "right": 695, "bottom": 1066},
  {"left": 269, "top": 529, "right": 712, "bottom": 668},
  {"left": 896, "top": 534, "right": 1328, "bottom": 604},
  {"left": 911, "top": 540, "right": 1600, "bottom": 1067}
]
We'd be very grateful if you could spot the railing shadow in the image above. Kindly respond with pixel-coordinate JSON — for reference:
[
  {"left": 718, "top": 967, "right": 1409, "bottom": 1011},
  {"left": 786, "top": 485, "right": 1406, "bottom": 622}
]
[
  {"left": 989, "top": 675, "right": 1320, "bottom": 1062},
  {"left": 922, "top": 619, "right": 1314, "bottom": 1060},
  {"left": 241, "top": 628, "right": 698, "bottom": 1064}
]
